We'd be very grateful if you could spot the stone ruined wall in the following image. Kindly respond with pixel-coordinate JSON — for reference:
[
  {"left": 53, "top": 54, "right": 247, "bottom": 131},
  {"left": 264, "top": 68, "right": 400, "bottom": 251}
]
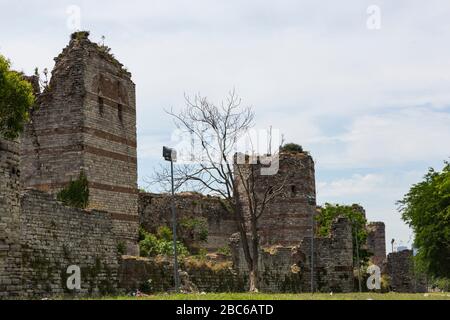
[
  {"left": 20, "top": 190, "right": 119, "bottom": 297},
  {"left": 119, "top": 256, "right": 245, "bottom": 293},
  {"left": 20, "top": 32, "right": 138, "bottom": 254},
  {"left": 384, "top": 250, "right": 427, "bottom": 293},
  {"left": 311, "top": 217, "right": 354, "bottom": 292},
  {"left": 367, "top": 222, "right": 386, "bottom": 267},
  {"left": 231, "top": 217, "right": 354, "bottom": 293},
  {"left": 139, "top": 192, "right": 237, "bottom": 252},
  {"left": 234, "top": 152, "right": 317, "bottom": 246},
  {"left": 0, "top": 139, "right": 22, "bottom": 297}
]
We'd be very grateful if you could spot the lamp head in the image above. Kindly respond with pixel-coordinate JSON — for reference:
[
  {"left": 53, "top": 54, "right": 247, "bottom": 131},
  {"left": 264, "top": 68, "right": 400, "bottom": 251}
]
[{"left": 163, "top": 146, "right": 177, "bottom": 162}]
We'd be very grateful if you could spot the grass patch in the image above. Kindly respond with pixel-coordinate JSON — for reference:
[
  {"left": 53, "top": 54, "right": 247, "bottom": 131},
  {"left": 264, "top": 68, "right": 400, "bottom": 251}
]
[{"left": 87, "top": 292, "right": 450, "bottom": 300}]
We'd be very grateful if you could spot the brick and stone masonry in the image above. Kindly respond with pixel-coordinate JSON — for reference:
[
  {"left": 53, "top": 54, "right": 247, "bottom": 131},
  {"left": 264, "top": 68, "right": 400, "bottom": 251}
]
[
  {"left": 1, "top": 138, "right": 120, "bottom": 298},
  {"left": 230, "top": 217, "right": 354, "bottom": 293},
  {"left": 0, "top": 139, "right": 22, "bottom": 297},
  {"left": 20, "top": 190, "right": 119, "bottom": 297},
  {"left": 384, "top": 249, "right": 427, "bottom": 293},
  {"left": 20, "top": 32, "right": 139, "bottom": 255},
  {"left": 139, "top": 192, "right": 237, "bottom": 252},
  {"left": 234, "top": 151, "right": 317, "bottom": 246},
  {"left": 366, "top": 222, "right": 386, "bottom": 267}
]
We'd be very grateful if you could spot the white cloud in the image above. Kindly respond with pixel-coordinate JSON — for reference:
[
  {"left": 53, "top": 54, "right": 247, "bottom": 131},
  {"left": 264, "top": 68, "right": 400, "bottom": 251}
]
[
  {"left": 315, "top": 107, "right": 450, "bottom": 169},
  {"left": 317, "top": 173, "right": 384, "bottom": 198}
]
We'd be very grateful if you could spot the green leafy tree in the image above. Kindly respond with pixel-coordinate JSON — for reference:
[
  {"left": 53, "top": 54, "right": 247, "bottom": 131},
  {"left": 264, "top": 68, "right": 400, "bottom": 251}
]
[
  {"left": 0, "top": 55, "right": 35, "bottom": 139},
  {"left": 316, "top": 203, "right": 370, "bottom": 265},
  {"left": 398, "top": 162, "right": 450, "bottom": 278}
]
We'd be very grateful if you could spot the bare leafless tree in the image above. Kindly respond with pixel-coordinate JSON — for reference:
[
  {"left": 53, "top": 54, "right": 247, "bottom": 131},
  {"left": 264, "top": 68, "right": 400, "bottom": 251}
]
[{"left": 149, "top": 90, "right": 289, "bottom": 292}]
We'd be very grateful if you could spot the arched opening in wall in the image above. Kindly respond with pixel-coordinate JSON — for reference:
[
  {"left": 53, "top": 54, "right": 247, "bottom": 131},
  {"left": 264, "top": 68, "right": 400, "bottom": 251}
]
[
  {"left": 291, "top": 185, "right": 297, "bottom": 197},
  {"left": 98, "top": 96, "right": 104, "bottom": 116},
  {"left": 118, "top": 103, "right": 123, "bottom": 122}
]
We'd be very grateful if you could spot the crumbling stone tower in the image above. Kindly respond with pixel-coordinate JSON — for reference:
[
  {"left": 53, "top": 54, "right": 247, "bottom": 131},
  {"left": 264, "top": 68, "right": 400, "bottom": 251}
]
[
  {"left": 367, "top": 222, "right": 386, "bottom": 266},
  {"left": 0, "top": 139, "right": 22, "bottom": 296},
  {"left": 235, "top": 151, "right": 317, "bottom": 246},
  {"left": 20, "top": 32, "right": 138, "bottom": 254}
]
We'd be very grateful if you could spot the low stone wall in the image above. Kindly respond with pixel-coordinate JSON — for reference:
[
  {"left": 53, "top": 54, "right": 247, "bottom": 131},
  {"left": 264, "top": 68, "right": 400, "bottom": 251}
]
[
  {"left": 119, "top": 256, "right": 245, "bottom": 293},
  {"left": 139, "top": 192, "right": 237, "bottom": 252},
  {"left": 20, "top": 190, "right": 120, "bottom": 297},
  {"left": 119, "top": 218, "right": 352, "bottom": 294},
  {"left": 384, "top": 250, "right": 427, "bottom": 293},
  {"left": 231, "top": 217, "right": 354, "bottom": 293}
]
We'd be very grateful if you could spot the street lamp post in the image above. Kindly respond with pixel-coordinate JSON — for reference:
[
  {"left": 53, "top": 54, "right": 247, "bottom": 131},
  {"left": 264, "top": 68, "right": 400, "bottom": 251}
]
[{"left": 163, "top": 146, "right": 180, "bottom": 293}]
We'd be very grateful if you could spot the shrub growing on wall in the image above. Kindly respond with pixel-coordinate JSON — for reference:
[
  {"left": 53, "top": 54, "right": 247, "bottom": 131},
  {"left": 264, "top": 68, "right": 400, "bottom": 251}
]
[
  {"left": 280, "top": 143, "right": 303, "bottom": 153},
  {"left": 179, "top": 217, "right": 209, "bottom": 242},
  {"left": 57, "top": 171, "right": 89, "bottom": 209},
  {"left": 139, "top": 227, "right": 189, "bottom": 258}
]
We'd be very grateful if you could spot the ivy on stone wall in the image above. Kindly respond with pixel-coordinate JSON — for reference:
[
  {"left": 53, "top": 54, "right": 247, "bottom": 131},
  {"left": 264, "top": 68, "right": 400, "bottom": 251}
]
[
  {"left": 179, "top": 217, "right": 209, "bottom": 242},
  {"left": 316, "top": 203, "right": 370, "bottom": 266},
  {"left": 57, "top": 171, "right": 89, "bottom": 209}
]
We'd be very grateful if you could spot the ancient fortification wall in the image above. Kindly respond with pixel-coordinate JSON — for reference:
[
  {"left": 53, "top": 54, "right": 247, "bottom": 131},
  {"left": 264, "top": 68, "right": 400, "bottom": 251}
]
[
  {"left": 0, "top": 139, "right": 22, "bottom": 297},
  {"left": 367, "top": 222, "right": 386, "bottom": 266},
  {"left": 384, "top": 250, "right": 427, "bottom": 293},
  {"left": 234, "top": 152, "right": 317, "bottom": 246},
  {"left": 19, "top": 190, "right": 119, "bottom": 297},
  {"left": 119, "top": 219, "right": 353, "bottom": 294},
  {"left": 139, "top": 192, "right": 237, "bottom": 252},
  {"left": 1, "top": 138, "right": 119, "bottom": 298},
  {"left": 20, "top": 32, "right": 138, "bottom": 254},
  {"left": 1, "top": 31, "right": 391, "bottom": 297},
  {"left": 231, "top": 217, "right": 354, "bottom": 293}
]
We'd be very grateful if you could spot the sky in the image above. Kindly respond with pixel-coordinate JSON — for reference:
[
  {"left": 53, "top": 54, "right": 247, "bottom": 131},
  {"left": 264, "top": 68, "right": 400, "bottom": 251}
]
[{"left": 1, "top": 0, "right": 450, "bottom": 251}]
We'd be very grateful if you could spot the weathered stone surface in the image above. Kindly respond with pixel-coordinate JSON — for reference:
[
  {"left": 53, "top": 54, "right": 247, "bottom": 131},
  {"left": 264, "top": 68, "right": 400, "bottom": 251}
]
[
  {"left": 119, "top": 256, "right": 245, "bottom": 293},
  {"left": 19, "top": 190, "right": 119, "bottom": 297},
  {"left": 231, "top": 217, "right": 354, "bottom": 293},
  {"left": 139, "top": 192, "right": 237, "bottom": 252},
  {"left": 0, "top": 139, "right": 22, "bottom": 298},
  {"left": 0, "top": 33, "right": 134, "bottom": 298},
  {"left": 367, "top": 222, "right": 386, "bottom": 267},
  {"left": 234, "top": 152, "right": 317, "bottom": 246},
  {"left": 20, "top": 32, "right": 138, "bottom": 254},
  {"left": 384, "top": 250, "right": 427, "bottom": 293},
  {"left": 118, "top": 218, "right": 353, "bottom": 294}
]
